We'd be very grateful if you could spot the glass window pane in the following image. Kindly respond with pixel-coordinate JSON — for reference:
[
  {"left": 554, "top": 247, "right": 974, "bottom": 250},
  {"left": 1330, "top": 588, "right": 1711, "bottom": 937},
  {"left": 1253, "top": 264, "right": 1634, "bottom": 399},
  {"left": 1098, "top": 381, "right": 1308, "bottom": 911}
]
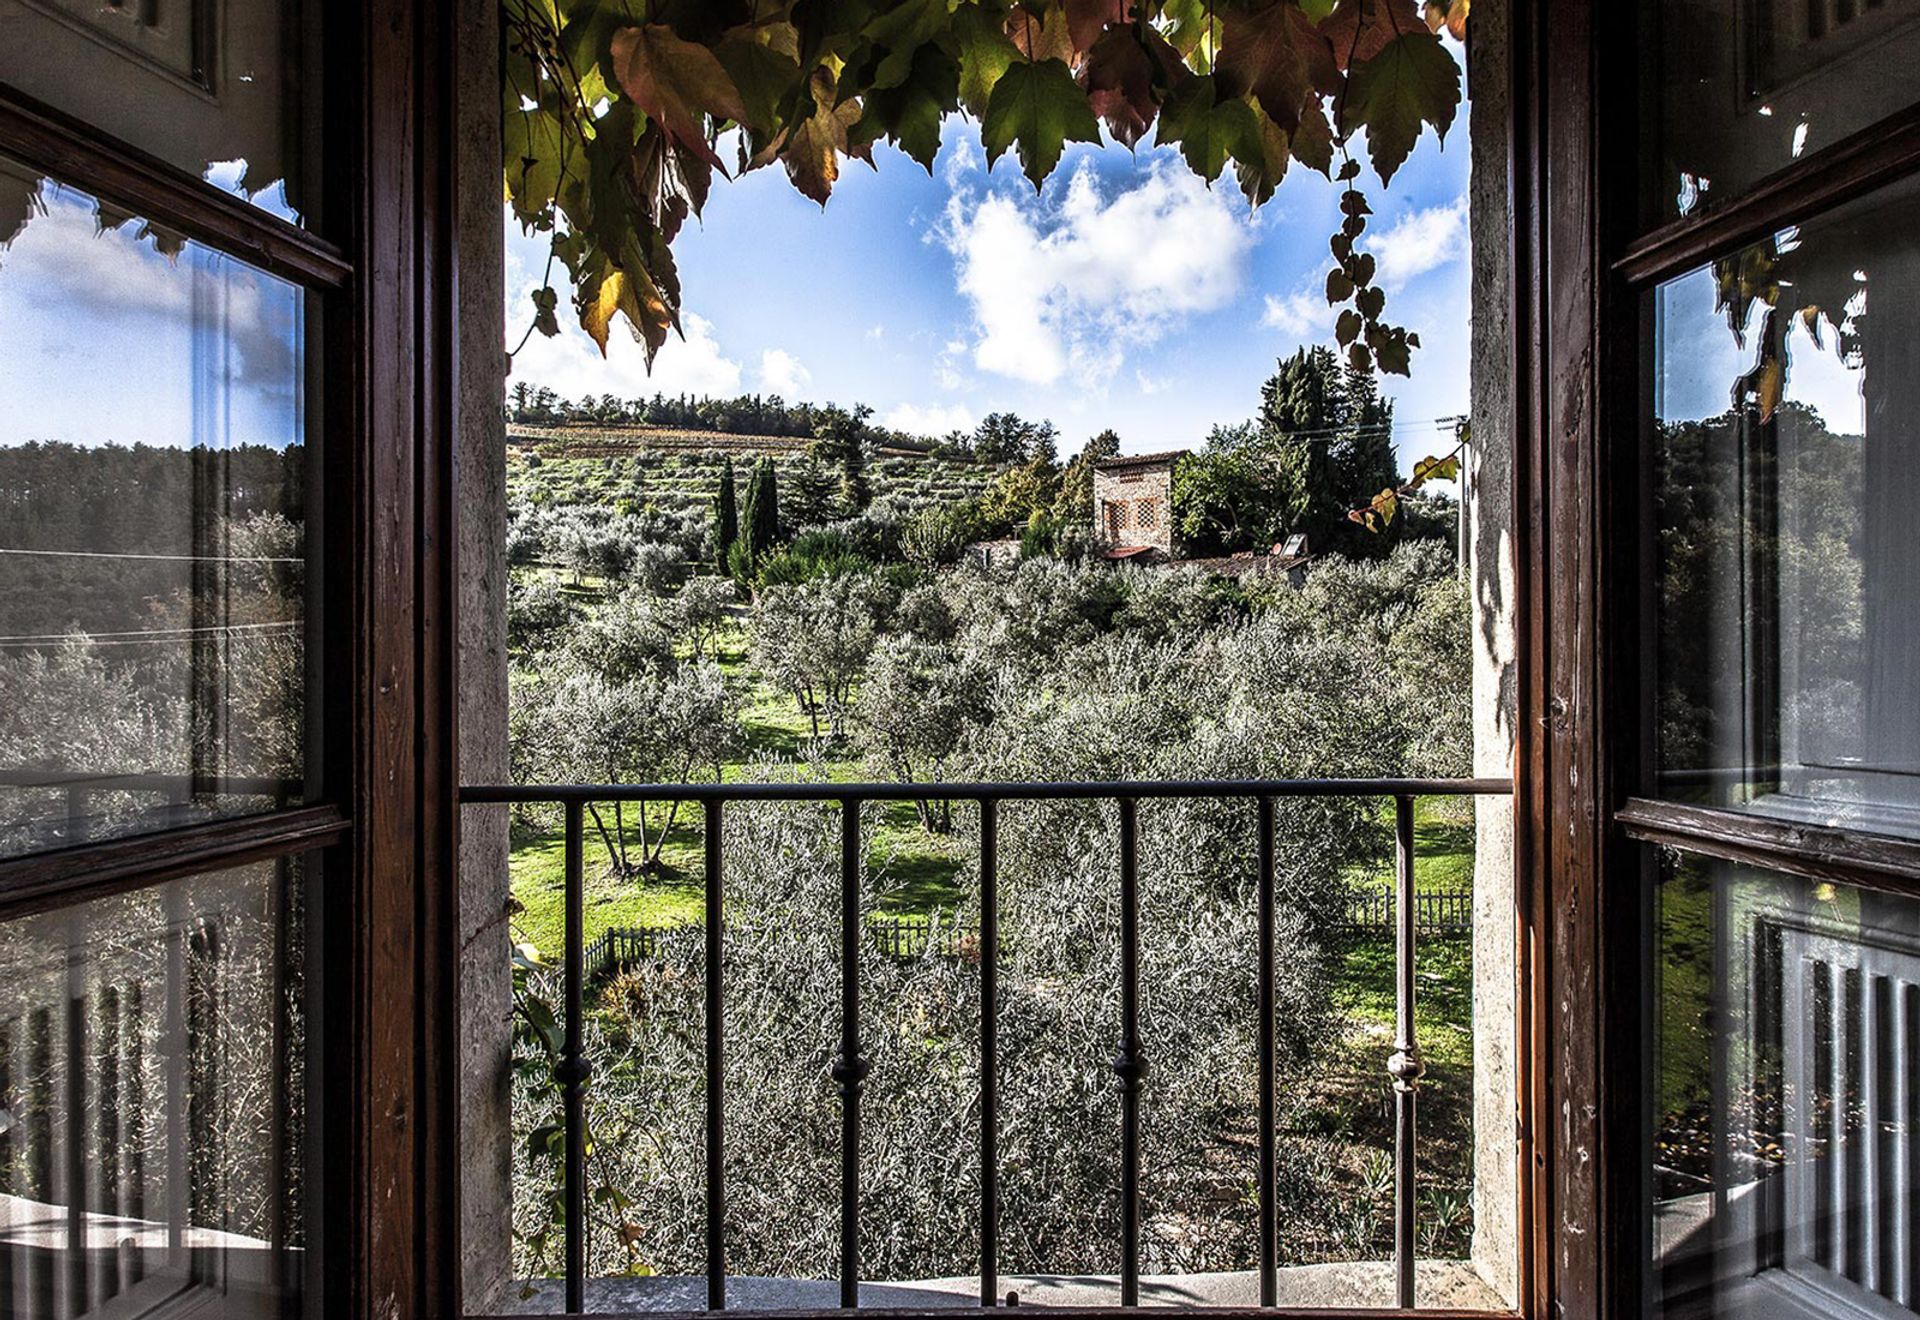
[
  {"left": 1641, "top": 0, "right": 1920, "bottom": 227},
  {"left": 0, "top": 856, "right": 322, "bottom": 1318},
  {"left": 1652, "top": 176, "right": 1920, "bottom": 836},
  {"left": 1645, "top": 850, "right": 1920, "bottom": 1318},
  {"left": 0, "top": 161, "right": 313, "bottom": 856},
  {"left": 0, "top": 0, "right": 321, "bottom": 227}
]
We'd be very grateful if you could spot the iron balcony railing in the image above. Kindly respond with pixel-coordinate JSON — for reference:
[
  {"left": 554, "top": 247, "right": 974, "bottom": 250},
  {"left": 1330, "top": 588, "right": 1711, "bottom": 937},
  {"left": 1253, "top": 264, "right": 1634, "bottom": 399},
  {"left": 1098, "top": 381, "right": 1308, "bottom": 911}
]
[{"left": 461, "top": 777, "right": 1513, "bottom": 1314}]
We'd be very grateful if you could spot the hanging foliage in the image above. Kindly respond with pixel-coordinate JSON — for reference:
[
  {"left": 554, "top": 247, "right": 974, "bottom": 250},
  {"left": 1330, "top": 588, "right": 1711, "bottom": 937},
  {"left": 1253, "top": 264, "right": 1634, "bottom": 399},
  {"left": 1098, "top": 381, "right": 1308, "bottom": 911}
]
[{"left": 502, "top": 0, "right": 1468, "bottom": 378}]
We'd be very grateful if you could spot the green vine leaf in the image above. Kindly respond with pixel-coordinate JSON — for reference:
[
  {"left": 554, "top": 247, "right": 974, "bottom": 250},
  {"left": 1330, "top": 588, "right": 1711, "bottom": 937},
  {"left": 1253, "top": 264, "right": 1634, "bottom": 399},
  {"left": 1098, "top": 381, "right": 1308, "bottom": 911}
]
[
  {"left": 981, "top": 57, "right": 1100, "bottom": 188},
  {"left": 1232, "top": 99, "right": 1294, "bottom": 205},
  {"left": 1156, "top": 76, "right": 1260, "bottom": 183},
  {"left": 1340, "top": 30, "right": 1459, "bottom": 184},
  {"left": 863, "top": 0, "right": 957, "bottom": 90},
  {"left": 953, "top": 3, "right": 1024, "bottom": 116},
  {"left": 712, "top": 30, "right": 804, "bottom": 142},
  {"left": 852, "top": 44, "right": 961, "bottom": 168}
]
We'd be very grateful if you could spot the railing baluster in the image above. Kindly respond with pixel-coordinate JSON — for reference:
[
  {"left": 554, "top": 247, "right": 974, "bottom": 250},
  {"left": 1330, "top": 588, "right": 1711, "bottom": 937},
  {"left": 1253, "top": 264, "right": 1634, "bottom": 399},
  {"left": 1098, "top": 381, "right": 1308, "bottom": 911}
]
[
  {"left": 560, "top": 801, "right": 590, "bottom": 1315},
  {"left": 979, "top": 798, "right": 1000, "bottom": 1308},
  {"left": 1389, "top": 794, "right": 1424, "bottom": 1309},
  {"left": 833, "top": 798, "right": 869, "bottom": 1309},
  {"left": 454, "top": 777, "right": 1509, "bottom": 1308},
  {"left": 1256, "top": 795, "right": 1277, "bottom": 1307},
  {"left": 705, "top": 798, "right": 727, "bottom": 1311},
  {"left": 1114, "top": 797, "right": 1144, "bottom": 1307}
]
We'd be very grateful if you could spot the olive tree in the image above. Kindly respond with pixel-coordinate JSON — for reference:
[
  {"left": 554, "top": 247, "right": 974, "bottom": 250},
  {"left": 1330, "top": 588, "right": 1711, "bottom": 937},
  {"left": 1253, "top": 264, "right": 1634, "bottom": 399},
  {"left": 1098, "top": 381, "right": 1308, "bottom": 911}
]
[
  {"left": 672, "top": 574, "right": 736, "bottom": 663},
  {"left": 511, "top": 661, "right": 735, "bottom": 876},
  {"left": 853, "top": 636, "right": 991, "bottom": 831},
  {"left": 749, "top": 575, "right": 889, "bottom": 743},
  {"left": 627, "top": 540, "right": 690, "bottom": 596}
]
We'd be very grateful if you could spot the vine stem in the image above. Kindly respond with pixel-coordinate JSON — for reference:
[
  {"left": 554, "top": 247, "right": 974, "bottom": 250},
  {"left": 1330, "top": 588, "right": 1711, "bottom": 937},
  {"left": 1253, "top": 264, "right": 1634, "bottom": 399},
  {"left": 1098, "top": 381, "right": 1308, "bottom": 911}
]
[{"left": 504, "top": 0, "right": 589, "bottom": 363}]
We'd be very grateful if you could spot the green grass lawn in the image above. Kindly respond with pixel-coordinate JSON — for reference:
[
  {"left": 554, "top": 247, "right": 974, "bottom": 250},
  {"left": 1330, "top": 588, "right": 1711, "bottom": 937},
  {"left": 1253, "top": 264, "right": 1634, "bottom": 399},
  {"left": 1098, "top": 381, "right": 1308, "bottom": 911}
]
[
  {"left": 1342, "top": 795, "right": 1478, "bottom": 895},
  {"left": 509, "top": 623, "right": 971, "bottom": 954},
  {"left": 503, "top": 602, "right": 1474, "bottom": 974}
]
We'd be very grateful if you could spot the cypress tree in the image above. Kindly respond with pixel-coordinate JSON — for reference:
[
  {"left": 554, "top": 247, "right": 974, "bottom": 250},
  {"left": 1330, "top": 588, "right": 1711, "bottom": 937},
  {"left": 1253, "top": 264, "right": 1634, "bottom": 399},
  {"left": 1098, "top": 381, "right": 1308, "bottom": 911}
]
[
  {"left": 714, "top": 456, "right": 739, "bottom": 565},
  {"left": 744, "top": 456, "right": 780, "bottom": 559}
]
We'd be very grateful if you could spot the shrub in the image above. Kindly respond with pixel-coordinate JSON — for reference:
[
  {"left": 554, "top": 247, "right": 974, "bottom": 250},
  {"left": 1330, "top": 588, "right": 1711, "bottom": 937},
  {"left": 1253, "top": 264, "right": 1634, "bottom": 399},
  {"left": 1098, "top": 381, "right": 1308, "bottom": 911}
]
[
  {"left": 507, "top": 575, "right": 575, "bottom": 653},
  {"left": 628, "top": 540, "right": 690, "bottom": 596},
  {"left": 755, "top": 528, "right": 873, "bottom": 588},
  {"left": 899, "top": 504, "right": 977, "bottom": 569}
]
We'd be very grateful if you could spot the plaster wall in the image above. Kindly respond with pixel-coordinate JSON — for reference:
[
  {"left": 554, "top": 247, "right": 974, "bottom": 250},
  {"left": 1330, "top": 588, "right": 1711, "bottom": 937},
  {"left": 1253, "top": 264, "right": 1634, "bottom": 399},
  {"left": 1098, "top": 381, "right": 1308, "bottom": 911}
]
[{"left": 1466, "top": 0, "right": 1521, "bottom": 1300}]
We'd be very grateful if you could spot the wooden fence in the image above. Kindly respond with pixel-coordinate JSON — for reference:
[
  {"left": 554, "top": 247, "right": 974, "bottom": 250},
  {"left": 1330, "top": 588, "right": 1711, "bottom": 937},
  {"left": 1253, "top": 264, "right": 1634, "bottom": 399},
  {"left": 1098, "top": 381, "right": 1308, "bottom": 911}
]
[
  {"left": 1338, "top": 889, "right": 1474, "bottom": 937},
  {"left": 580, "top": 891, "right": 1473, "bottom": 981}
]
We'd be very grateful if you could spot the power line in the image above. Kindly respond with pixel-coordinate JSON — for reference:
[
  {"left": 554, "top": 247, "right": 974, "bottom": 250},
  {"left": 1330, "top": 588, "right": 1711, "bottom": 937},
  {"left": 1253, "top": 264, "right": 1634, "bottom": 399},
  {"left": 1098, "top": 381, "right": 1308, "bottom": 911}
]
[
  {"left": 0, "top": 624, "right": 299, "bottom": 650},
  {"left": 1215, "top": 417, "right": 1463, "bottom": 445},
  {"left": 0, "top": 546, "right": 303, "bottom": 565},
  {"left": 0, "top": 620, "right": 300, "bottom": 645}
]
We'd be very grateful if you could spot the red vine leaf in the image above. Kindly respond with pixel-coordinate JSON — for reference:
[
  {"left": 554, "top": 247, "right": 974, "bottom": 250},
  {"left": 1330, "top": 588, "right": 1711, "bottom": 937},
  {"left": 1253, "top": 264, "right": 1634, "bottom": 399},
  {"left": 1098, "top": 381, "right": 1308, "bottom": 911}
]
[
  {"left": 1006, "top": 2, "right": 1078, "bottom": 65},
  {"left": 611, "top": 24, "right": 751, "bottom": 172},
  {"left": 1079, "top": 26, "right": 1160, "bottom": 147},
  {"left": 782, "top": 66, "right": 869, "bottom": 205},
  {"left": 1065, "top": 0, "right": 1131, "bottom": 57},
  {"left": 1214, "top": 1, "right": 1338, "bottom": 135},
  {"left": 1320, "top": 0, "right": 1412, "bottom": 71}
]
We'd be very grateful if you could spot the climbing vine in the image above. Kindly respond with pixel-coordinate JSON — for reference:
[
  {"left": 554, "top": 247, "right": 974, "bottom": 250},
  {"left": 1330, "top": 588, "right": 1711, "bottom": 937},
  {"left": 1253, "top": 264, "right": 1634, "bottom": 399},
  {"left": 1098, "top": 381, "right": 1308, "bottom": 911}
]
[{"left": 502, "top": 0, "right": 1467, "bottom": 379}]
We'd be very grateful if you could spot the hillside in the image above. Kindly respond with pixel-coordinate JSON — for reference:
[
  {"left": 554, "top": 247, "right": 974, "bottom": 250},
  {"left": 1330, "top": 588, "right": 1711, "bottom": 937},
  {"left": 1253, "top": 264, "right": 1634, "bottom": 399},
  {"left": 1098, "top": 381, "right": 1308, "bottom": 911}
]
[{"left": 507, "top": 423, "right": 1001, "bottom": 519}]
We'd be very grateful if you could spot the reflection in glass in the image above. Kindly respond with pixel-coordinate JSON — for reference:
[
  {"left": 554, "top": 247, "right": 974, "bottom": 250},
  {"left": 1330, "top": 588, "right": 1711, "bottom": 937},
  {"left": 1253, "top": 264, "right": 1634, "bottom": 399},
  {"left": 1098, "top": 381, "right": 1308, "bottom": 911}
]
[
  {"left": 0, "top": 857, "right": 319, "bottom": 1318},
  {"left": 0, "top": 163, "right": 312, "bottom": 856},
  {"left": 1652, "top": 179, "right": 1920, "bottom": 835},
  {"left": 0, "top": 0, "right": 319, "bottom": 227},
  {"left": 1646, "top": 852, "right": 1920, "bottom": 1318},
  {"left": 1642, "top": 0, "right": 1920, "bottom": 226}
]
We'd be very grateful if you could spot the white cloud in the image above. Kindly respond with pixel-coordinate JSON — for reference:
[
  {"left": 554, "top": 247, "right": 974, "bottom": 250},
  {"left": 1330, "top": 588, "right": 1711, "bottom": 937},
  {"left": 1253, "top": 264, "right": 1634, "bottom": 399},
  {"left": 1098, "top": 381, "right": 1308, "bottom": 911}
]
[
  {"left": 1363, "top": 195, "right": 1468, "bottom": 292},
  {"left": 1135, "top": 369, "right": 1169, "bottom": 395},
  {"left": 940, "top": 132, "right": 985, "bottom": 188},
  {"left": 940, "top": 161, "right": 1253, "bottom": 386},
  {"left": 933, "top": 338, "right": 969, "bottom": 390},
  {"left": 1260, "top": 291, "right": 1324, "bottom": 340},
  {"left": 0, "top": 183, "right": 306, "bottom": 446},
  {"left": 509, "top": 307, "right": 743, "bottom": 400},
  {"left": 504, "top": 219, "right": 744, "bottom": 399},
  {"left": 881, "top": 401, "right": 976, "bottom": 436},
  {"left": 757, "top": 347, "right": 812, "bottom": 397}
]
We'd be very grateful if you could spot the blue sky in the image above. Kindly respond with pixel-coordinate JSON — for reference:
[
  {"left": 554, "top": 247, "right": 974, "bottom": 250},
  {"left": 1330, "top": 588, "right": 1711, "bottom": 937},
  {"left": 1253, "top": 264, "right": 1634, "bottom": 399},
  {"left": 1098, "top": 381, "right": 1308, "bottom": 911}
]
[
  {"left": 0, "top": 96, "right": 1871, "bottom": 460},
  {"left": 506, "top": 101, "right": 1480, "bottom": 468},
  {"left": 0, "top": 175, "right": 306, "bottom": 451}
]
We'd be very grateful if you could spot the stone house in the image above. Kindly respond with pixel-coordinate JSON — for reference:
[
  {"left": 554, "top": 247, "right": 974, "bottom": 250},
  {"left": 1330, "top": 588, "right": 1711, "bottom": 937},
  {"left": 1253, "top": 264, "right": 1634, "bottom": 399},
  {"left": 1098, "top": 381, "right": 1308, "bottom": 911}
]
[{"left": 1091, "top": 449, "right": 1185, "bottom": 558}]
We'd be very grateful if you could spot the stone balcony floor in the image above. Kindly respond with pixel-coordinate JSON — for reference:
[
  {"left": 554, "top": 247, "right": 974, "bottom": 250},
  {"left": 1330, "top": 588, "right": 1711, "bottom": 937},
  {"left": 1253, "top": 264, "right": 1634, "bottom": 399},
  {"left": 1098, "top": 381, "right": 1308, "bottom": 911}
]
[{"left": 499, "top": 1262, "right": 1505, "bottom": 1312}]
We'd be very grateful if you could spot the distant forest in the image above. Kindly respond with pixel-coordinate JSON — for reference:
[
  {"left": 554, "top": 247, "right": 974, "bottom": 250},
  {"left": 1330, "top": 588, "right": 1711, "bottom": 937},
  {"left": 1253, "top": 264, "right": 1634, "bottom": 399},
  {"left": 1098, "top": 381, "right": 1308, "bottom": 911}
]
[
  {"left": 0, "top": 440, "right": 305, "bottom": 637},
  {"left": 506, "top": 384, "right": 955, "bottom": 454}
]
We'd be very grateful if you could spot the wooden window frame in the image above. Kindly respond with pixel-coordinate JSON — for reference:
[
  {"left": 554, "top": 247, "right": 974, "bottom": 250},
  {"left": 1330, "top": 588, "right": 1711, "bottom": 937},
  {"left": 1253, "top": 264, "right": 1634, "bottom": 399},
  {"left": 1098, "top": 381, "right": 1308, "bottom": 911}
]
[
  {"left": 1514, "top": 0, "right": 1920, "bottom": 1315},
  {"left": 0, "top": 1, "right": 464, "bottom": 1316}
]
